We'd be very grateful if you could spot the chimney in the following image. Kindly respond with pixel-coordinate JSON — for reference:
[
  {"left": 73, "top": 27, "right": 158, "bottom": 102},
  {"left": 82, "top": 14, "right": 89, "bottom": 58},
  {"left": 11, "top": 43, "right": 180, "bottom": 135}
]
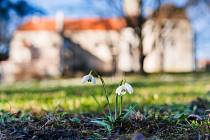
[
  {"left": 123, "top": 0, "right": 140, "bottom": 17},
  {"left": 55, "top": 10, "right": 64, "bottom": 32}
]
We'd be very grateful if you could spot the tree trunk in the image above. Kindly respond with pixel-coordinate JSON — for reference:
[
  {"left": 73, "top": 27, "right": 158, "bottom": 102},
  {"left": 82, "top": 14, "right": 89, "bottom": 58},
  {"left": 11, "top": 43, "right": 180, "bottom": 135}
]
[
  {"left": 137, "top": 17, "right": 145, "bottom": 74},
  {"left": 138, "top": 0, "right": 146, "bottom": 74}
]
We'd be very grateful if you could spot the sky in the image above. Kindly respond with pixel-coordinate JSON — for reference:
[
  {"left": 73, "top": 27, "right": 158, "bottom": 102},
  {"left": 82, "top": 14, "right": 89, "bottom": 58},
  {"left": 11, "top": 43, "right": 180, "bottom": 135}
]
[{"left": 19, "top": 0, "right": 210, "bottom": 60}]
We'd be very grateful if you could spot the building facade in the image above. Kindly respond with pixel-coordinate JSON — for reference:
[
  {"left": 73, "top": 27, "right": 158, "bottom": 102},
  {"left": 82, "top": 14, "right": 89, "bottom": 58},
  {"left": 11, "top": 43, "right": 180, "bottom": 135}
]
[
  {"left": 143, "top": 4, "right": 194, "bottom": 73},
  {"left": 0, "top": 3, "right": 194, "bottom": 82}
]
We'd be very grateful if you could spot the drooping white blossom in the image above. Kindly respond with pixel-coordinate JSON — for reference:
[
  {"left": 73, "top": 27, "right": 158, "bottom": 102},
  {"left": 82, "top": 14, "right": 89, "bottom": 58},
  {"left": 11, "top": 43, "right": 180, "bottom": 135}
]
[
  {"left": 116, "top": 82, "right": 133, "bottom": 96},
  {"left": 82, "top": 74, "right": 96, "bottom": 84},
  {"left": 124, "top": 83, "right": 133, "bottom": 94}
]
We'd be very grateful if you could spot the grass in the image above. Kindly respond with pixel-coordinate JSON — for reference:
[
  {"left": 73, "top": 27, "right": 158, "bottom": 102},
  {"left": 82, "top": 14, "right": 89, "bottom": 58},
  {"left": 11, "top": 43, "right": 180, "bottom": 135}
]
[
  {"left": 0, "top": 73, "right": 209, "bottom": 139},
  {"left": 0, "top": 73, "right": 209, "bottom": 113}
]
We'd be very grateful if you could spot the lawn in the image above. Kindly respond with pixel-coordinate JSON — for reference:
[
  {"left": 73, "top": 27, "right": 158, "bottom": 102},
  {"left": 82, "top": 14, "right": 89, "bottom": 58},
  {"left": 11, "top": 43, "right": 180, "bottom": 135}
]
[{"left": 0, "top": 73, "right": 209, "bottom": 139}]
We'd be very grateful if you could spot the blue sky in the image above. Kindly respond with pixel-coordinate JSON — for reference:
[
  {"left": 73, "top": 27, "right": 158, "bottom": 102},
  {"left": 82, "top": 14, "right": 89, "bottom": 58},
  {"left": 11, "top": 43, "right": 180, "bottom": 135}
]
[
  {"left": 27, "top": 0, "right": 123, "bottom": 18},
  {"left": 24, "top": 0, "right": 210, "bottom": 60}
]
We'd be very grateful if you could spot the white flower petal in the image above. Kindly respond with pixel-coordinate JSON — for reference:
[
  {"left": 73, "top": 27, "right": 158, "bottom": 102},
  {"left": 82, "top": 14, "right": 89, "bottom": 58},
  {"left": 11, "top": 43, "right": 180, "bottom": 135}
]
[
  {"left": 116, "top": 86, "right": 121, "bottom": 95},
  {"left": 91, "top": 76, "right": 96, "bottom": 84},
  {"left": 81, "top": 75, "right": 91, "bottom": 84},
  {"left": 125, "top": 83, "right": 133, "bottom": 94},
  {"left": 116, "top": 85, "right": 123, "bottom": 95},
  {"left": 82, "top": 74, "right": 97, "bottom": 85},
  {"left": 116, "top": 85, "right": 127, "bottom": 96},
  {"left": 120, "top": 90, "right": 127, "bottom": 96}
]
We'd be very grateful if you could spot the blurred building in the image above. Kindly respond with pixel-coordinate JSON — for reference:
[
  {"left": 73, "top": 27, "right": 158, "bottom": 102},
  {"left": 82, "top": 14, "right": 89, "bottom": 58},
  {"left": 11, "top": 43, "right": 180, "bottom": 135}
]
[
  {"left": 0, "top": 2, "right": 195, "bottom": 82},
  {"left": 197, "top": 59, "right": 210, "bottom": 71},
  {"left": 1, "top": 17, "right": 140, "bottom": 82},
  {"left": 143, "top": 4, "right": 194, "bottom": 73}
]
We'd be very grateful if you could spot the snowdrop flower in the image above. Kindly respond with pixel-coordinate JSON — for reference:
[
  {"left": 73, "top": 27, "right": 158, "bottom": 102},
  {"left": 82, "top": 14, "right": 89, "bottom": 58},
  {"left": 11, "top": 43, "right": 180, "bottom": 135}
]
[
  {"left": 82, "top": 74, "right": 96, "bottom": 84},
  {"left": 116, "top": 83, "right": 133, "bottom": 96}
]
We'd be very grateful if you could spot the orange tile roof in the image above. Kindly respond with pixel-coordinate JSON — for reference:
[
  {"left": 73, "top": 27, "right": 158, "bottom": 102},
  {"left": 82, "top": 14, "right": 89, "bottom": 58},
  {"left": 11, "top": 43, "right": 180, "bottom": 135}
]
[
  {"left": 17, "top": 18, "right": 127, "bottom": 31},
  {"left": 18, "top": 19, "right": 56, "bottom": 31}
]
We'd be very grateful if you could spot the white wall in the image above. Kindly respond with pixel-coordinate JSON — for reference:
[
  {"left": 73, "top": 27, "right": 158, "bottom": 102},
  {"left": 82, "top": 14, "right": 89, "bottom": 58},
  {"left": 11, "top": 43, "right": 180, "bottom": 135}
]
[{"left": 143, "top": 19, "right": 194, "bottom": 73}]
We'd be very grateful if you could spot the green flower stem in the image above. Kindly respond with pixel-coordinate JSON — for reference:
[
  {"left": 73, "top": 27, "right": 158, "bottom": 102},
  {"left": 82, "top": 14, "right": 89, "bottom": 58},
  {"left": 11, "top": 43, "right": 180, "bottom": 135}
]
[
  {"left": 119, "top": 96, "right": 123, "bottom": 116},
  {"left": 91, "top": 70, "right": 112, "bottom": 119},
  {"left": 98, "top": 75, "right": 112, "bottom": 119},
  {"left": 115, "top": 95, "right": 118, "bottom": 120}
]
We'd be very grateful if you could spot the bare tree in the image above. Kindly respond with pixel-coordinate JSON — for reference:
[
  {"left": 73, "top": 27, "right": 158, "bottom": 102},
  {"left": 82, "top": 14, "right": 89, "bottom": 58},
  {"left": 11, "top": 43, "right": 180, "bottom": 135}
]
[
  {"left": 0, "top": 0, "right": 43, "bottom": 61},
  {"left": 135, "top": 0, "right": 163, "bottom": 74}
]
